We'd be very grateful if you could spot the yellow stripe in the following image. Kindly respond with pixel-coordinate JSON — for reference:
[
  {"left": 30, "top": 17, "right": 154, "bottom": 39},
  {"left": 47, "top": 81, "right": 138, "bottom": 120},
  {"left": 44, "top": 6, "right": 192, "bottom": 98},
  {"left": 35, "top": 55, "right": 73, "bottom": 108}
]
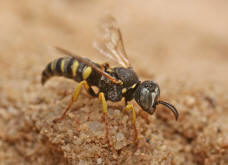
[
  {"left": 82, "top": 66, "right": 92, "bottom": 80},
  {"left": 72, "top": 61, "right": 79, "bottom": 77},
  {"left": 131, "top": 83, "right": 137, "bottom": 89},
  {"left": 61, "top": 60, "right": 65, "bottom": 73},
  {"left": 106, "top": 68, "right": 113, "bottom": 73},
  {"left": 122, "top": 88, "right": 127, "bottom": 94}
]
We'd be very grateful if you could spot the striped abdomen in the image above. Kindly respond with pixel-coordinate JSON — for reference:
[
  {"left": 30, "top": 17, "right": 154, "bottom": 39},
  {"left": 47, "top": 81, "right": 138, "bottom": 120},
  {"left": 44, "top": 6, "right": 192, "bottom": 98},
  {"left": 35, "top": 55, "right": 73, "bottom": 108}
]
[{"left": 41, "top": 57, "right": 100, "bottom": 85}]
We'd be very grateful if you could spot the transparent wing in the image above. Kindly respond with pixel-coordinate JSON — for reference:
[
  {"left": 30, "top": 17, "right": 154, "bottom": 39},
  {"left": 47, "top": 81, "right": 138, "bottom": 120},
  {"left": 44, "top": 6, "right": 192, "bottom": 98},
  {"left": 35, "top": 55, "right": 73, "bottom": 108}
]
[
  {"left": 93, "top": 15, "right": 131, "bottom": 68},
  {"left": 55, "top": 47, "right": 123, "bottom": 85}
]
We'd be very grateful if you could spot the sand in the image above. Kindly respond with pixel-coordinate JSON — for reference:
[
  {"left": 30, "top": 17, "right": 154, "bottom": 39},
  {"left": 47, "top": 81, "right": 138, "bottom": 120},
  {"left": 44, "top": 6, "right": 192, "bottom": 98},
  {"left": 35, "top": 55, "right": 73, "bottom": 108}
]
[{"left": 0, "top": 1, "right": 228, "bottom": 165}]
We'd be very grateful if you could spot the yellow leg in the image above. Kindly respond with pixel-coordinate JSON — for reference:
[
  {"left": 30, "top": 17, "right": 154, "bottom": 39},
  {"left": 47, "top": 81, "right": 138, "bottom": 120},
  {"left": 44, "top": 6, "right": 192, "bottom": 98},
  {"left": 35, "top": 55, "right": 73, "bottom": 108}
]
[
  {"left": 98, "top": 92, "right": 109, "bottom": 141},
  {"left": 53, "top": 80, "right": 87, "bottom": 123},
  {"left": 125, "top": 104, "right": 138, "bottom": 143},
  {"left": 83, "top": 81, "right": 90, "bottom": 92}
]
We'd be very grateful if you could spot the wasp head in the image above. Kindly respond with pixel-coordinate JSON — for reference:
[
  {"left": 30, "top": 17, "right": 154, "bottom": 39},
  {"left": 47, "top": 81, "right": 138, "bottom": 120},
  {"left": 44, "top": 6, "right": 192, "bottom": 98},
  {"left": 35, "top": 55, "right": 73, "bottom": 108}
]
[{"left": 134, "top": 80, "right": 178, "bottom": 120}]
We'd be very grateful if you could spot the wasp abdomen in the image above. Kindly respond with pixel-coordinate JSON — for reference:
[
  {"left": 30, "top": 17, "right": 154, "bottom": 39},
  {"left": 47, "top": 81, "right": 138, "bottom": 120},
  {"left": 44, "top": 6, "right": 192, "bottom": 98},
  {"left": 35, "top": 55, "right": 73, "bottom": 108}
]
[{"left": 41, "top": 57, "right": 93, "bottom": 85}]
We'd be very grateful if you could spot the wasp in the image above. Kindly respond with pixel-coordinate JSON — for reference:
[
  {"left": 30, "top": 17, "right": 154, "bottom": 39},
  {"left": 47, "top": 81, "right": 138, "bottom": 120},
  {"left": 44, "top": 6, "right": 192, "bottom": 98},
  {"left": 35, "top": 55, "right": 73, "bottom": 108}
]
[{"left": 41, "top": 15, "right": 178, "bottom": 142}]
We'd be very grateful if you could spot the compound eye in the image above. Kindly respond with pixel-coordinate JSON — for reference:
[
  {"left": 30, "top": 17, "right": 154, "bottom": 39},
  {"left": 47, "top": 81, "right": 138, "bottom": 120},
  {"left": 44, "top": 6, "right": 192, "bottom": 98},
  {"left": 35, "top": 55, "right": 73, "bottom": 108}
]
[{"left": 140, "top": 88, "right": 152, "bottom": 110}]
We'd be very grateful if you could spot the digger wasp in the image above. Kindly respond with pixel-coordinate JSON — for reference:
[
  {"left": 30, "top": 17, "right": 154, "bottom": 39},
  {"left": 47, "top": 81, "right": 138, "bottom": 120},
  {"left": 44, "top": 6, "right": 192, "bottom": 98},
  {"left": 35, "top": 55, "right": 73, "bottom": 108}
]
[{"left": 41, "top": 15, "right": 178, "bottom": 143}]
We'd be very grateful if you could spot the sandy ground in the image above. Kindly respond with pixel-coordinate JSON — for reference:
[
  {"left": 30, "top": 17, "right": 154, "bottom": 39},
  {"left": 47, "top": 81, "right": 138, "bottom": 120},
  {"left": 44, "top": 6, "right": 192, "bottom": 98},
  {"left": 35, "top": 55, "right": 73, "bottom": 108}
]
[{"left": 0, "top": 0, "right": 228, "bottom": 165}]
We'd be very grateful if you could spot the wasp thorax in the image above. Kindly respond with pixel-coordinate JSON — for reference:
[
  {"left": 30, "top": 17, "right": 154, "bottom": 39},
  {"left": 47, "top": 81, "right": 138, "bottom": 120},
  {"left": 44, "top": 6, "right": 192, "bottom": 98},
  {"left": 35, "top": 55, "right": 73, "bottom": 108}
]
[{"left": 134, "top": 81, "right": 160, "bottom": 114}]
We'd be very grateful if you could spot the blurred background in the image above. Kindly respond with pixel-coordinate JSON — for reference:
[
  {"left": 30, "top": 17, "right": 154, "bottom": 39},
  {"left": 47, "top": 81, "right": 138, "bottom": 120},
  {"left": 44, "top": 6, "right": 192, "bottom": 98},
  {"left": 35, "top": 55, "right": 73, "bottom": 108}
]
[
  {"left": 1, "top": 0, "right": 228, "bottom": 86},
  {"left": 0, "top": 1, "right": 228, "bottom": 164}
]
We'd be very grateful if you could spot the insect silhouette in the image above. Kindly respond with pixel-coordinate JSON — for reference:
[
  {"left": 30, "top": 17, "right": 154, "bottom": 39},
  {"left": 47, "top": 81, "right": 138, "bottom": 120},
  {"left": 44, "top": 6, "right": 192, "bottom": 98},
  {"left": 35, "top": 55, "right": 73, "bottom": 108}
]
[{"left": 41, "top": 15, "right": 179, "bottom": 143}]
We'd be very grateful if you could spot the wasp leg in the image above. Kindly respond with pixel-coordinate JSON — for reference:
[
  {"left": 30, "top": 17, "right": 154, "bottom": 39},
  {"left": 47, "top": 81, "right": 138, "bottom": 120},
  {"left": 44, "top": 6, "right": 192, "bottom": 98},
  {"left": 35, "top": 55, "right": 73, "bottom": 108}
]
[
  {"left": 53, "top": 80, "right": 87, "bottom": 123},
  {"left": 83, "top": 81, "right": 97, "bottom": 97},
  {"left": 125, "top": 104, "right": 138, "bottom": 143},
  {"left": 98, "top": 92, "right": 109, "bottom": 141}
]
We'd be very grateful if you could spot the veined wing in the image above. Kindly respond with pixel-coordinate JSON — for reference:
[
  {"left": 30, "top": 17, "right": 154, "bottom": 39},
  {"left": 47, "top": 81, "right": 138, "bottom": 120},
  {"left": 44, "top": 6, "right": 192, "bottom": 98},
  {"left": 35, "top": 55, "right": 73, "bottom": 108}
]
[
  {"left": 55, "top": 47, "right": 123, "bottom": 85},
  {"left": 93, "top": 15, "right": 131, "bottom": 68}
]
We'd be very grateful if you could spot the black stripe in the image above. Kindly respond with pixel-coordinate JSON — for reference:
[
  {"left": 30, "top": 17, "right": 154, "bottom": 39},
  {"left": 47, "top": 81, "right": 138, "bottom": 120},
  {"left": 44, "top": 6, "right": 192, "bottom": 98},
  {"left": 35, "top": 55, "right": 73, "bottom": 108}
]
[
  {"left": 55, "top": 58, "right": 63, "bottom": 75},
  {"left": 42, "top": 70, "right": 48, "bottom": 77},
  {"left": 75, "top": 62, "right": 86, "bottom": 82},
  {"left": 41, "top": 76, "right": 47, "bottom": 85},
  {"left": 66, "top": 58, "right": 74, "bottom": 78},
  {"left": 47, "top": 63, "right": 53, "bottom": 74}
]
